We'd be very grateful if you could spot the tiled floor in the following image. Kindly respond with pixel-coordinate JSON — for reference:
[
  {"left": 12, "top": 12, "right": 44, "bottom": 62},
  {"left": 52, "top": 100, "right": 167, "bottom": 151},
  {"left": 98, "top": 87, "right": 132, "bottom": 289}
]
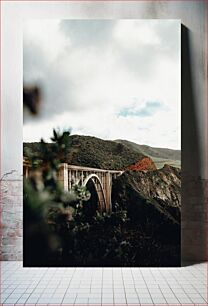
[{"left": 0, "top": 261, "right": 207, "bottom": 305}]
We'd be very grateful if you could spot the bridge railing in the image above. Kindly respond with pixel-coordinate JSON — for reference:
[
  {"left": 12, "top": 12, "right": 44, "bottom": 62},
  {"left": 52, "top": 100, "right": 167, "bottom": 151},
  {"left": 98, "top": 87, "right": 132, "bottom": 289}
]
[
  {"left": 68, "top": 164, "right": 123, "bottom": 174},
  {"left": 23, "top": 160, "right": 123, "bottom": 185}
]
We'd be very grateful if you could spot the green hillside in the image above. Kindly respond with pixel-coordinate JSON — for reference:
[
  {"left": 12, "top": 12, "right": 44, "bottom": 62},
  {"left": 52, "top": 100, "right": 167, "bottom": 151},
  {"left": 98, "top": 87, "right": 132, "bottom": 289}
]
[
  {"left": 24, "top": 135, "right": 146, "bottom": 170},
  {"left": 115, "top": 139, "right": 181, "bottom": 169}
]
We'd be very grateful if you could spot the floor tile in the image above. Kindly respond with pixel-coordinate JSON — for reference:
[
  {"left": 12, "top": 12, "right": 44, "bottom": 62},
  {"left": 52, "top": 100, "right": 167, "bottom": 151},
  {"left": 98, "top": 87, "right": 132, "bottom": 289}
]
[{"left": 0, "top": 261, "right": 207, "bottom": 306}]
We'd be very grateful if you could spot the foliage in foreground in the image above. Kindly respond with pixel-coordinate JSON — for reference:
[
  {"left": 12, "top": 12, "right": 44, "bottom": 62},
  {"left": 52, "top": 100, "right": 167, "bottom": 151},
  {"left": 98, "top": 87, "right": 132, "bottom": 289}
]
[{"left": 24, "top": 129, "right": 130, "bottom": 266}]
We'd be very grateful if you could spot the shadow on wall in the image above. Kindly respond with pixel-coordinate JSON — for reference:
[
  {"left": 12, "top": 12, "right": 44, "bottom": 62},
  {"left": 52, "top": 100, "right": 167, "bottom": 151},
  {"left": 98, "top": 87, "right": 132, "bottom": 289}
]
[{"left": 181, "top": 25, "right": 207, "bottom": 265}]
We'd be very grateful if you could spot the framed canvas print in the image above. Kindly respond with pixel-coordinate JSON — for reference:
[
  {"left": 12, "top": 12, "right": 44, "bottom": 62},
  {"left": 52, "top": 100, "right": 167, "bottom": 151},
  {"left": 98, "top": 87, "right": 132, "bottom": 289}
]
[{"left": 23, "top": 19, "right": 181, "bottom": 267}]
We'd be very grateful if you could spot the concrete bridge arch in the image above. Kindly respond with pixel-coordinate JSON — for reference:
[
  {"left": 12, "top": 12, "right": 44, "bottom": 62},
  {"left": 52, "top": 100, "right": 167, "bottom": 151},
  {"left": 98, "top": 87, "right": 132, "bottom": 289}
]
[
  {"left": 57, "top": 164, "right": 123, "bottom": 213},
  {"left": 82, "top": 174, "right": 107, "bottom": 212}
]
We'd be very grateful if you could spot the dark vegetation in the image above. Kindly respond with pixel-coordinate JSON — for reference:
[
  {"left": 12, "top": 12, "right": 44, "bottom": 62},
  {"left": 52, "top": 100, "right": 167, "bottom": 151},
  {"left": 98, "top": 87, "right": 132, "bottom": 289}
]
[
  {"left": 24, "top": 135, "right": 146, "bottom": 170},
  {"left": 24, "top": 131, "right": 181, "bottom": 267}
]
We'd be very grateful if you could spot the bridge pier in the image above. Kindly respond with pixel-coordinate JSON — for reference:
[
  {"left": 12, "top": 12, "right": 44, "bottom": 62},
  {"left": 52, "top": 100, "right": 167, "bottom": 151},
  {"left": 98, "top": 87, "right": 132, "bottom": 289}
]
[
  {"left": 105, "top": 172, "right": 112, "bottom": 213},
  {"left": 57, "top": 163, "right": 69, "bottom": 191}
]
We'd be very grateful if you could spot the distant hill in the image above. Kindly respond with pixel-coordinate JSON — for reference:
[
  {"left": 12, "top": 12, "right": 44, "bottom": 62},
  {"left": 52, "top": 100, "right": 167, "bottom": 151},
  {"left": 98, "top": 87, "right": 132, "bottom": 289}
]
[{"left": 115, "top": 139, "right": 181, "bottom": 169}]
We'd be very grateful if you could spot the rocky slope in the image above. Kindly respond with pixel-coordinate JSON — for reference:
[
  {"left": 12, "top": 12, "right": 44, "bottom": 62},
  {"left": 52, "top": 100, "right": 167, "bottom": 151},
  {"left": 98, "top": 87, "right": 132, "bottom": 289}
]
[
  {"left": 130, "top": 164, "right": 181, "bottom": 210},
  {"left": 111, "top": 164, "right": 181, "bottom": 260},
  {"left": 112, "top": 164, "right": 181, "bottom": 225}
]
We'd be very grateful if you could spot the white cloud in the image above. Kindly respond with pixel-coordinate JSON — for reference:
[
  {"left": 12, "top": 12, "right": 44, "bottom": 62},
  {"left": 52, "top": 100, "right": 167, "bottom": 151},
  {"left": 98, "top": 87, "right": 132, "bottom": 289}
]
[
  {"left": 113, "top": 20, "right": 161, "bottom": 49},
  {"left": 23, "top": 19, "right": 180, "bottom": 149},
  {"left": 24, "top": 19, "right": 70, "bottom": 63}
]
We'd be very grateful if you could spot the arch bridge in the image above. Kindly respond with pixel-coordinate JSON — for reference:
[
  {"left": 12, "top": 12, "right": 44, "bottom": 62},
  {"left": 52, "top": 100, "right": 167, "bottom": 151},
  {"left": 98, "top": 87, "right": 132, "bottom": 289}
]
[
  {"left": 57, "top": 164, "right": 123, "bottom": 213},
  {"left": 23, "top": 160, "right": 123, "bottom": 212}
]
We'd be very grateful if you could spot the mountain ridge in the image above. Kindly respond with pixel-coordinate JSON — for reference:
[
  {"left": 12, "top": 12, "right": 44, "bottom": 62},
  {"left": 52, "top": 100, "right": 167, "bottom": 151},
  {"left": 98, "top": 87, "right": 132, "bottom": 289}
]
[{"left": 115, "top": 139, "right": 181, "bottom": 169}]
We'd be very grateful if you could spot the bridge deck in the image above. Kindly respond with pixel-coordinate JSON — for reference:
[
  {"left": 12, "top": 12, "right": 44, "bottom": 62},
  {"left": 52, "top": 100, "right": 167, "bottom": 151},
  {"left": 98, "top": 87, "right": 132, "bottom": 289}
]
[{"left": 68, "top": 164, "right": 123, "bottom": 174}]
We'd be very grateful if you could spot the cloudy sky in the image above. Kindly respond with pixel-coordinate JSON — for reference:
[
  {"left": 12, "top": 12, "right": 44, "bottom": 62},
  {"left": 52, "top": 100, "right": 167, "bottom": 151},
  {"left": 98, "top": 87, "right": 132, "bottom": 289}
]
[{"left": 23, "top": 19, "right": 180, "bottom": 149}]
